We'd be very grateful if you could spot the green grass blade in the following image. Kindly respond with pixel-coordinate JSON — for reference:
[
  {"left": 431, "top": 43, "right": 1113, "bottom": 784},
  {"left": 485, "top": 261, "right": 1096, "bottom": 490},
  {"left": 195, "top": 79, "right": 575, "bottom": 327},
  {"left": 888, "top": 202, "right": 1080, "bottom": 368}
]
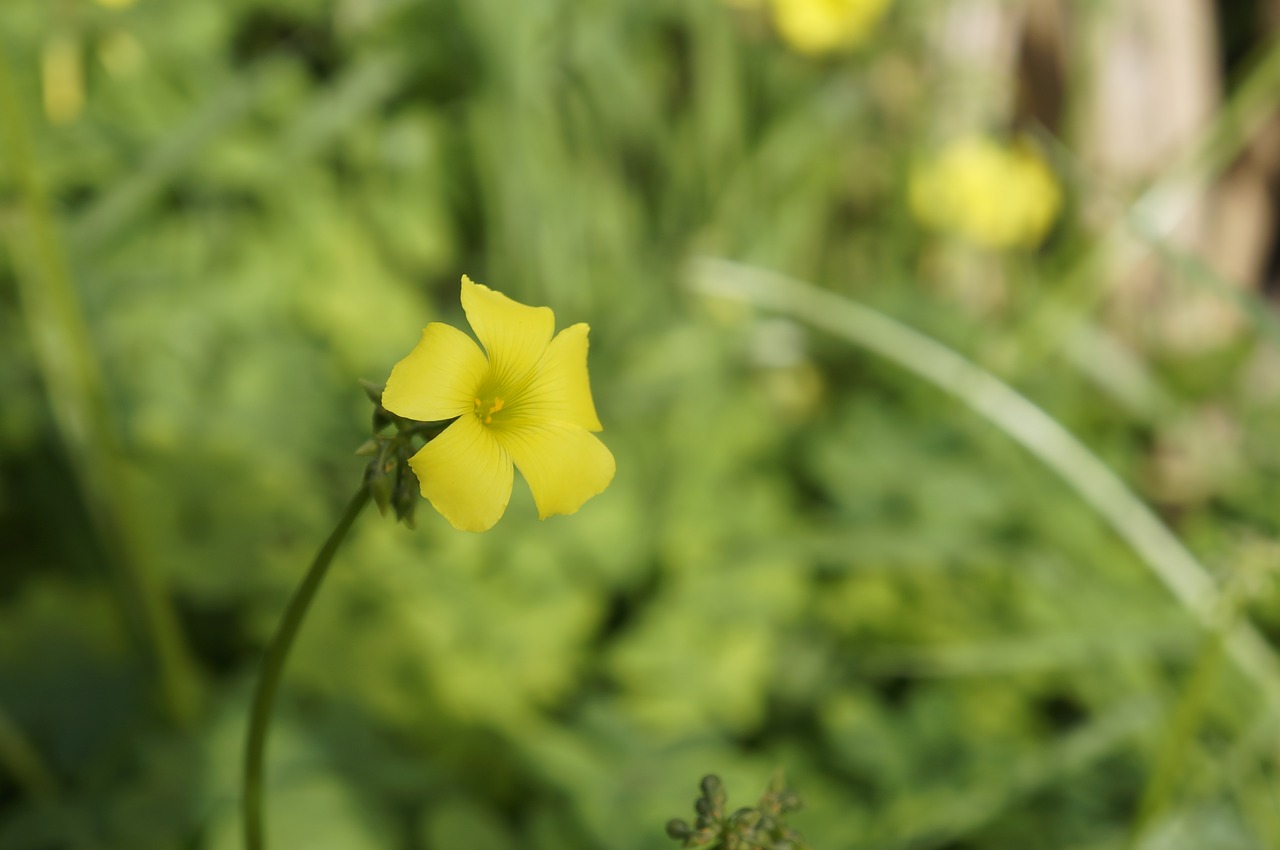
[{"left": 687, "top": 257, "right": 1280, "bottom": 707}]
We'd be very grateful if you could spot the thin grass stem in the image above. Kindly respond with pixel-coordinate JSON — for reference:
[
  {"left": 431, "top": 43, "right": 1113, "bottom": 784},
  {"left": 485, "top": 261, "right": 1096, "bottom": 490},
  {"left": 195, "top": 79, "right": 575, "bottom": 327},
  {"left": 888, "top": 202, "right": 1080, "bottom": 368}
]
[
  {"left": 687, "top": 258, "right": 1280, "bottom": 708},
  {"left": 1010, "top": 37, "right": 1280, "bottom": 368},
  {"left": 0, "top": 33, "right": 200, "bottom": 725},
  {"left": 1128, "top": 627, "right": 1227, "bottom": 848}
]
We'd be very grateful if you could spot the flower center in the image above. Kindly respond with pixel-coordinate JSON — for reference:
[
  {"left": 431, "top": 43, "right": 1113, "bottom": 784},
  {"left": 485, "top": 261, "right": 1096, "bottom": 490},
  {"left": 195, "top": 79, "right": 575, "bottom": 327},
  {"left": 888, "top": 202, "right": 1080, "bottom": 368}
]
[{"left": 474, "top": 395, "right": 505, "bottom": 425}]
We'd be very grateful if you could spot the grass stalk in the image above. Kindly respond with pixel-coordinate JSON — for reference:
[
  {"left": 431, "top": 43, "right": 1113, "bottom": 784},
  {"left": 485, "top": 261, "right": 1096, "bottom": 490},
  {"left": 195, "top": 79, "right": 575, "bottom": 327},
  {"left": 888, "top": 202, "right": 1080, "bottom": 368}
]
[
  {"left": 1127, "top": 627, "right": 1226, "bottom": 848},
  {"left": 0, "top": 36, "right": 200, "bottom": 724},
  {"left": 687, "top": 257, "right": 1280, "bottom": 708},
  {"left": 1011, "top": 37, "right": 1280, "bottom": 368}
]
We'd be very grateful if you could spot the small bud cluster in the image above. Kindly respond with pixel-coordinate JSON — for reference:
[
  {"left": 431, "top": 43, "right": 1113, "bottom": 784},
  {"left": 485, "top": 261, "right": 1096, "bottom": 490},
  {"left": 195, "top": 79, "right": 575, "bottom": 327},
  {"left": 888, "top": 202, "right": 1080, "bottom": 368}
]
[
  {"left": 354, "top": 380, "right": 451, "bottom": 528},
  {"left": 665, "top": 774, "right": 810, "bottom": 850}
]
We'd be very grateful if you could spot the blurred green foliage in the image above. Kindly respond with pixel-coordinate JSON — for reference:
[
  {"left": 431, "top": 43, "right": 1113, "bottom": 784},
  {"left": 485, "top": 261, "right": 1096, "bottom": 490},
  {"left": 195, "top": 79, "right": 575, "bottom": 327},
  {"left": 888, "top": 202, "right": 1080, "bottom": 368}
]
[{"left": 2, "top": 1, "right": 1280, "bottom": 849}]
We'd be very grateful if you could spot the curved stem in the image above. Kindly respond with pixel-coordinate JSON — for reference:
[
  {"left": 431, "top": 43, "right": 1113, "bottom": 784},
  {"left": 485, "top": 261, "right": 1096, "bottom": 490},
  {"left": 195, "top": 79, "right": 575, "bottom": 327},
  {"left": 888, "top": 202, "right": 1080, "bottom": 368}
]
[
  {"left": 687, "top": 257, "right": 1280, "bottom": 708},
  {"left": 243, "top": 485, "right": 370, "bottom": 850}
]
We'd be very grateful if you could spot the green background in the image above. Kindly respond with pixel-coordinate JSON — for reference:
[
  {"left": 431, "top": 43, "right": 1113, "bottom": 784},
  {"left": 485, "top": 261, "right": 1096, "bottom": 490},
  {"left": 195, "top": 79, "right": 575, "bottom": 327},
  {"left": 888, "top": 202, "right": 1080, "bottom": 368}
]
[{"left": 2, "top": 1, "right": 1280, "bottom": 848}]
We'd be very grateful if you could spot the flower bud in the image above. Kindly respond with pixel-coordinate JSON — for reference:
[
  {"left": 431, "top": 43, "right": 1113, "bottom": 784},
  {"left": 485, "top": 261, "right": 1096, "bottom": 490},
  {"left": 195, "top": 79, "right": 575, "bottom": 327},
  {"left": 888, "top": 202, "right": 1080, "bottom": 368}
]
[
  {"left": 366, "top": 442, "right": 397, "bottom": 516},
  {"left": 358, "top": 379, "right": 385, "bottom": 404},
  {"left": 700, "top": 774, "right": 725, "bottom": 806}
]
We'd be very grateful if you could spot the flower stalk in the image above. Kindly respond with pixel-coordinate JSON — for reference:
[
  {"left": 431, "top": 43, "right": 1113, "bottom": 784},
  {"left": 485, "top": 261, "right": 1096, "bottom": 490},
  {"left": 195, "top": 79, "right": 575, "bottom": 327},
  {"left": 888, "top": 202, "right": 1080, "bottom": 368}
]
[
  {"left": 242, "top": 485, "right": 370, "bottom": 850},
  {"left": 242, "top": 380, "right": 458, "bottom": 849}
]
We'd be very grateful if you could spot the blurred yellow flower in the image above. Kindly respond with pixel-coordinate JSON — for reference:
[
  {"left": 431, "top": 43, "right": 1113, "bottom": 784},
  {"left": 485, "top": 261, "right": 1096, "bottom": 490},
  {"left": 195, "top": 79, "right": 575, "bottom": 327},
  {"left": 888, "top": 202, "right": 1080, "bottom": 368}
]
[
  {"left": 770, "top": 0, "right": 892, "bottom": 55},
  {"left": 94, "top": 0, "right": 137, "bottom": 8},
  {"left": 909, "top": 136, "right": 1062, "bottom": 250},
  {"left": 382, "top": 276, "right": 615, "bottom": 532},
  {"left": 41, "top": 36, "right": 84, "bottom": 125}
]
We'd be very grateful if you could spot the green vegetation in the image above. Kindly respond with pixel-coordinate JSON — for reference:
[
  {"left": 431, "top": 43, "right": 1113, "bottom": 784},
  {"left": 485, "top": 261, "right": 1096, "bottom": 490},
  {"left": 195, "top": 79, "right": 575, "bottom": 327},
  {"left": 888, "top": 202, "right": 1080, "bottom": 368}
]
[{"left": 2, "top": 2, "right": 1279, "bottom": 849}]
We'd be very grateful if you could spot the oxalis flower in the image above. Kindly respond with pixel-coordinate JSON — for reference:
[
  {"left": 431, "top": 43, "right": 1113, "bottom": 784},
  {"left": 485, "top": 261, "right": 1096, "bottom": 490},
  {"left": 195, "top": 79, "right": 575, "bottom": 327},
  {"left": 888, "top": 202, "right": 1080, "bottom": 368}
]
[
  {"left": 909, "top": 136, "right": 1061, "bottom": 250},
  {"left": 381, "top": 276, "right": 615, "bottom": 532},
  {"left": 771, "top": 0, "right": 892, "bottom": 56}
]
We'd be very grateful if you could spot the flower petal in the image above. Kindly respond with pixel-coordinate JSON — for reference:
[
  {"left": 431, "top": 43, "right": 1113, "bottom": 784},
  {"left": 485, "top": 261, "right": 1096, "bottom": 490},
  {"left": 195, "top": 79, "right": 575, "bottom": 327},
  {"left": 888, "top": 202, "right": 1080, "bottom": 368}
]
[
  {"left": 506, "top": 323, "right": 603, "bottom": 431},
  {"left": 460, "top": 275, "right": 554, "bottom": 388},
  {"left": 408, "top": 415, "right": 513, "bottom": 532},
  {"left": 382, "top": 323, "right": 488, "bottom": 421},
  {"left": 499, "top": 422, "right": 615, "bottom": 520}
]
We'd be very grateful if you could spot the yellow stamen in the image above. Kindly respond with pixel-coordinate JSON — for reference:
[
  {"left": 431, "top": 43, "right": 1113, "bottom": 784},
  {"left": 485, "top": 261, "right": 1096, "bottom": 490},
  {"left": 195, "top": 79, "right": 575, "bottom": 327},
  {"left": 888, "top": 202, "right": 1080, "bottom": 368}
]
[{"left": 476, "top": 396, "right": 505, "bottom": 425}]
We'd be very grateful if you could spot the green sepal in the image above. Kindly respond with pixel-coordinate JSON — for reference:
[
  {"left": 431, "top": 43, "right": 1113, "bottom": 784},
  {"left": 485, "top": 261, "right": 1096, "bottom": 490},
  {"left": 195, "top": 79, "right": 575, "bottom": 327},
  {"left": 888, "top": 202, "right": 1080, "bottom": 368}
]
[
  {"left": 391, "top": 442, "right": 418, "bottom": 528},
  {"left": 358, "top": 379, "right": 446, "bottom": 528},
  {"left": 368, "top": 473, "right": 393, "bottom": 516},
  {"left": 358, "top": 379, "right": 385, "bottom": 404},
  {"left": 366, "top": 442, "right": 397, "bottom": 516}
]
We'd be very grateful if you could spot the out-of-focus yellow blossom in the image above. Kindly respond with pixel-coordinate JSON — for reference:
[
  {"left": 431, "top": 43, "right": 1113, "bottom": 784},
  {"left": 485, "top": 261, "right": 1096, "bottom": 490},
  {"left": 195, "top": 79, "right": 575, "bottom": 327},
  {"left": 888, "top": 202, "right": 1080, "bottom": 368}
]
[
  {"left": 41, "top": 36, "right": 84, "bottom": 125},
  {"left": 909, "top": 136, "right": 1062, "bottom": 250},
  {"left": 94, "top": 0, "right": 137, "bottom": 9},
  {"left": 770, "top": 0, "right": 892, "bottom": 55},
  {"left": 382, "top": 276, "right": 615, "bottom": 532}
]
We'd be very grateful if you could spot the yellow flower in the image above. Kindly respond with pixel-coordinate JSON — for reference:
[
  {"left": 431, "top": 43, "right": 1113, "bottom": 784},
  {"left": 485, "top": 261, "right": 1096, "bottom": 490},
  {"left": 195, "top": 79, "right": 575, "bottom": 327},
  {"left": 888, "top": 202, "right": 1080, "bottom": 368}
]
[
  {"left": 770, "top": 0, "right": 892, "bottom": 55},
  {"left": 909, "top": 136, "right": 1062, "bottom": 250},
  {"left": 382, "top": 276, "right": 615, "bottom": 532},
  {"left": 41, "top": 36, "right": 84, "bottom": 125}
]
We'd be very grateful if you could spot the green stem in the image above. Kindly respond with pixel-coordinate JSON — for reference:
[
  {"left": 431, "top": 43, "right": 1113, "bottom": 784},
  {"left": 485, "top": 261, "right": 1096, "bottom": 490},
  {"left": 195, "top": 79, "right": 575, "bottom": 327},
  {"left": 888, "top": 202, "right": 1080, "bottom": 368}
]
[
  {"left": 0, "top": 31, "right": 199, "bottom": 724},
  {"left": 1010, "top": 36, "right": 1280, "bottom": 370},
  {"left": 243, "top": 485, "right": 370, "bottom": 850},
  {"left": 687, "top": 258, "right": 1280, "bottom": 708},
  {"left": 1128, "top": 627, "right": 1226, "bottom": 847}
]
